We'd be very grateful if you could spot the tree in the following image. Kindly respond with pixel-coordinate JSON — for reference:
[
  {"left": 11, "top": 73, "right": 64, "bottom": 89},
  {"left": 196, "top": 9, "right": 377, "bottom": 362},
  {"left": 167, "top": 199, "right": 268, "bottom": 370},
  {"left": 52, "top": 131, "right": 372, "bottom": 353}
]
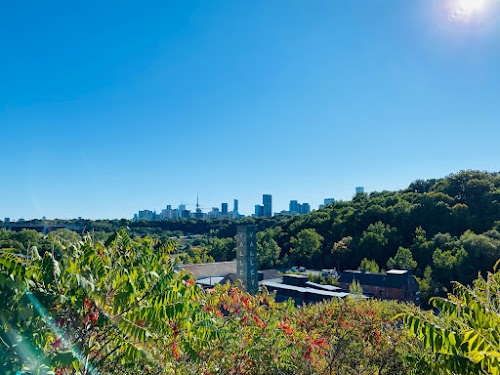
[
  {"left": 410, "top": 227, "right": 434, "bottom": 275},
  {"left": 359, "top": 258, "right": 380, "bottom": 273},
  {"left": 257, "top": 230, "right": 281, "bottom": 269},
  {"left": 416, "top": 265, "right": 440, "bottom": 305},
  {"left": 358, "top": 222, "right": 398, "bottom": 265},
  {"left": 349, "top": 279, "right": 364, "bottom": 295},
  {"left": 387, "top": 247, "right": 417, "bottom": 270},
  {"left": 47, "top": 228, "right": 82, "bottom": 245},
  {"left": 432, "top": 246, "right": 468, "bottom": 286},
  {"left": 331, "top": 236, "right": 353, "bottom": 270},
  {"left": 206, "top": 237, "right": 235, "bottom": 262},
  {"left": 289, "top": 229, "right": 323, "bottom": 266}
]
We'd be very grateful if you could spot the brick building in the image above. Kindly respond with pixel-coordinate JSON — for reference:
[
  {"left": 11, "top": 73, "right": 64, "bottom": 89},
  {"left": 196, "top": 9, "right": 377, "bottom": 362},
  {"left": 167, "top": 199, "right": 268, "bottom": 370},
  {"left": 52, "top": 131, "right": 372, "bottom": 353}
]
[{"left": 338, "top": 269, "right": 420, "bottom": 304}]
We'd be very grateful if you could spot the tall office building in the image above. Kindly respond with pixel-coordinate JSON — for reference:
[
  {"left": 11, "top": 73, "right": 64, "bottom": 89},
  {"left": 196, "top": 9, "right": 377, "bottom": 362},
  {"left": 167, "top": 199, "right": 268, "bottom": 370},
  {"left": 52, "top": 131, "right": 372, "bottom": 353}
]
[
  {"left": 300, "top": 203, "right": 311, "bottom": 214},
  {"left": 263, "top": 194, "right": 272, "bottom": 217},
  {"left": 355, "top": 186, "right": 365, "bottom": 194},
  {"left": 233, "top": 199, "right": 239, "bottom": 214},
  {"left": 221, "top": 203, "right": 228, "bottom": 215},
  {"left": 324, "top": 198, "right": 335, "bottom": 206},
  {"left": 289, "top": 200, "right": 300, "bottom": 214},
  {"left": 255, "top": 205, "right": 264, "bottom": 217},
  {"left": 178, "top": 204, "right": 186, "bottom": 219},
  {"left": 165, "top": 205, "right": 174, "bottom": 219},
  {"left": 209, "top": 207, "right": 220, "bottom": 219},
  {"left": 138, "top": 210, "right": 156, "bottom": 221}
]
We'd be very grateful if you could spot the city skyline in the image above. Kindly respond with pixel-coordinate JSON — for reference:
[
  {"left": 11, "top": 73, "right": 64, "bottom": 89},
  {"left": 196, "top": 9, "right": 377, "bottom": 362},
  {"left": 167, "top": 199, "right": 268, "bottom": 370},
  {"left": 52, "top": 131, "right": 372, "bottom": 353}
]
[
  {"left": 1, "top": 1, "right": 499, "bottom": 220},
  {"left": 133, "top": 192, "right": 335, "bottom": 221}
]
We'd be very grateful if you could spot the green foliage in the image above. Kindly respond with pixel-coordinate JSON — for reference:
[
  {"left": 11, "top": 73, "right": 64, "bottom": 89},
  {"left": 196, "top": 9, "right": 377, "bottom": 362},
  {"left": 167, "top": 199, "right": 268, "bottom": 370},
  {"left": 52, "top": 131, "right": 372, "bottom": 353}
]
[
  {"left": 257, "top": 229, "right": 281, "bottom": 269},
  {"left": 358, "top": 221, "right": 397, "bottom": 263},
  {"left": 200, "top": 284, "right": 424, "bottom": 375},
  {"left": 416, "top": 266, "right": 438, "bottom": 305},
  {"left": 387, "top": 247, "right": 417, "bottom": 270},
  {"left": 0, "top": 229, "right": 218, "bottom": 374},
  {"left": 47, "top": 228, "right": 82, "bottom": 246},
  {"left": 349, "top": 279, "right": 364, "bottom": 295},
  {"left": 308, "top": 273, "right": 339, "bottom": 286},
  {"left": 359, "top": 258, "right": 380, "bottom": 273},
  {"left": 204, "top": 237, "right": 235, "bottom": 262},
  {"left": 401, "top": 262, "right": 500, "bottom": 374},
  {"left": 0, "top": 228, "right": 450, "bottom": 374},
  {"left": 3, "top": 170, "right": 499, "bottom": 304},
  {"left": 289, "top": 228, "right": 323, "bottom": 267}
]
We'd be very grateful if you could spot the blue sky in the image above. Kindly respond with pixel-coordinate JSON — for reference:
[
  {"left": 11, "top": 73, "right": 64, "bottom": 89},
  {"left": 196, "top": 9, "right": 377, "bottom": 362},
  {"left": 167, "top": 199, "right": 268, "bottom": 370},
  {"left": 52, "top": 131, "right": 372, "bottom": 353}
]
[{"left": 1, "top": 0, "right": 499, "bottom": 220}]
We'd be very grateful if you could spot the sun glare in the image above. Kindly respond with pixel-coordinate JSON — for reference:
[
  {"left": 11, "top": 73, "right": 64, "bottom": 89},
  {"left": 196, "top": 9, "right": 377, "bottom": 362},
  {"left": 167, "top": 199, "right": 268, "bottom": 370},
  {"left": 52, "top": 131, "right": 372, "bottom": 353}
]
[{"left": 451, "top": 0, "right": 491, "bottom": 21}]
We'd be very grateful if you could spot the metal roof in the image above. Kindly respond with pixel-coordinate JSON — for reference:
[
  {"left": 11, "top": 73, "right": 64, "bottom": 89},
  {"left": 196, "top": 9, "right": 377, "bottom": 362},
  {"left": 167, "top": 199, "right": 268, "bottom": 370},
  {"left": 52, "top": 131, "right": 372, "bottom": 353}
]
[
  {"left": 197, "top": 276, "right": 225, "bottom": 286},
  {"left": 305, "top": 281, "right": 342, "bottom": 291},
  {"left": 387, "top": 269, "right": 408, "bottom": 275},
  {"left": 180, "top": 261, "right": 236, "bottom": 279},
  {"left": 261, "top": 280, "right": 350, "bottom": 298}
]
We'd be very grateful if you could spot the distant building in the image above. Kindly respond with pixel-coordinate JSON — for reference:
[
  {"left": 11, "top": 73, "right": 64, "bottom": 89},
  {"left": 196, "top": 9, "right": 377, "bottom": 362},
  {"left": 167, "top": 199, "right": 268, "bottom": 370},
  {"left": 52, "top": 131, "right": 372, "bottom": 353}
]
[
  {"left": 289, "top": 200, "right": 300, "bottom": 214},
  {"left": 4, "top": 218, "right": 10, "bottom": 224},
  {"left": 261, "top": 275, "right": 350, "bottom": 304},
  {"left": 181, "top": 261, "right": 351, "bottom": 304},
  {"left": 255, "top": 205, "right": 264, "bottom": 217},
  {"left": 209, "top": 207, "right": 220, "bottom": 219},
  {"left": 161, "top": 205, "right": 174, "bottom": 219},
  {"left": 355, "top": 186, "right": 365, "bottom": 194},
  {"left": 319, "top": 198, "right": 335, "bottom": 209},
  {"left": 233, "top": 199, "right": 239, "bottom": 215},
  {"left": 137, "top": 210, "right": 156, "bottom": 221},
  {"left": 263, "top": 194, "right": 272, "bottom": 217},
  {"left": 300, "top": 203, "right": 311, "bottom": 214},
  {"left": 338, "top": 269, "right": 419, "bottom": 304},
  {"left": 136, "top": 198, "right": 245, "bottom": 221}
]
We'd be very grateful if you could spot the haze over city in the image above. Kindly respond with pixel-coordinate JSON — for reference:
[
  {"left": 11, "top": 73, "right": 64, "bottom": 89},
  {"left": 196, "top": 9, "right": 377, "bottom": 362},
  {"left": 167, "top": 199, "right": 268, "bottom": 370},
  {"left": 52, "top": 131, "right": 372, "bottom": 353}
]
[{"left": 1, "top": 0, "right": 499, "bottom": 220}]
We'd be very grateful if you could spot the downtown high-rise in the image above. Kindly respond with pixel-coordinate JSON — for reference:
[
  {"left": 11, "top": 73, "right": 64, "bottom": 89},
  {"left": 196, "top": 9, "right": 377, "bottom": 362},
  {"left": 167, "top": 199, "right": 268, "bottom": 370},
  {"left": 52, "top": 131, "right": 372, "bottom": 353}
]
[{"left": 263, "top": 194, "right": 272, "bottom": 217}]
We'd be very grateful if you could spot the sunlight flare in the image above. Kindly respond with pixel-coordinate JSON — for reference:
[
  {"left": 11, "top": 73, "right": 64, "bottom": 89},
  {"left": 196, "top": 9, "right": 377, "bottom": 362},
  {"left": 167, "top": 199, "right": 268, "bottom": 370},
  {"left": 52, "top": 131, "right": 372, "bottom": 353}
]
[{"left": 450, "top": 0, "right": 492, "bottom": 21}]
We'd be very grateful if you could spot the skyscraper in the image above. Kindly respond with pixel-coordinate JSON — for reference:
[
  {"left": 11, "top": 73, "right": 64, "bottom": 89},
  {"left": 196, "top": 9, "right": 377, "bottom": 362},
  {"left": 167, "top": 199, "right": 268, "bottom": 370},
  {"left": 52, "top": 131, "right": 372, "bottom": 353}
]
[
  {"left": 255, "top": 205, "right": 264, "bottom": 217},
  {"left": 289, "top": 200, "right": 300, "bottom": 214},
  {"left": 221, "top": 203, "right": 228, "bottom": 215},
  {"left": 300, "top": 203, "right": 311, "bottom": 214},
  {"left": 355, "top": 186, "right": 365, "bottom": 194},
  {"left": 178, "top": 204, "right": 186, "bottom": 219},
  {"left": 233, "top": 199, "right": 239, "bottom": 214},
  {"left": 263, "top": 194, "right": 272, "bottom": 217}
]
